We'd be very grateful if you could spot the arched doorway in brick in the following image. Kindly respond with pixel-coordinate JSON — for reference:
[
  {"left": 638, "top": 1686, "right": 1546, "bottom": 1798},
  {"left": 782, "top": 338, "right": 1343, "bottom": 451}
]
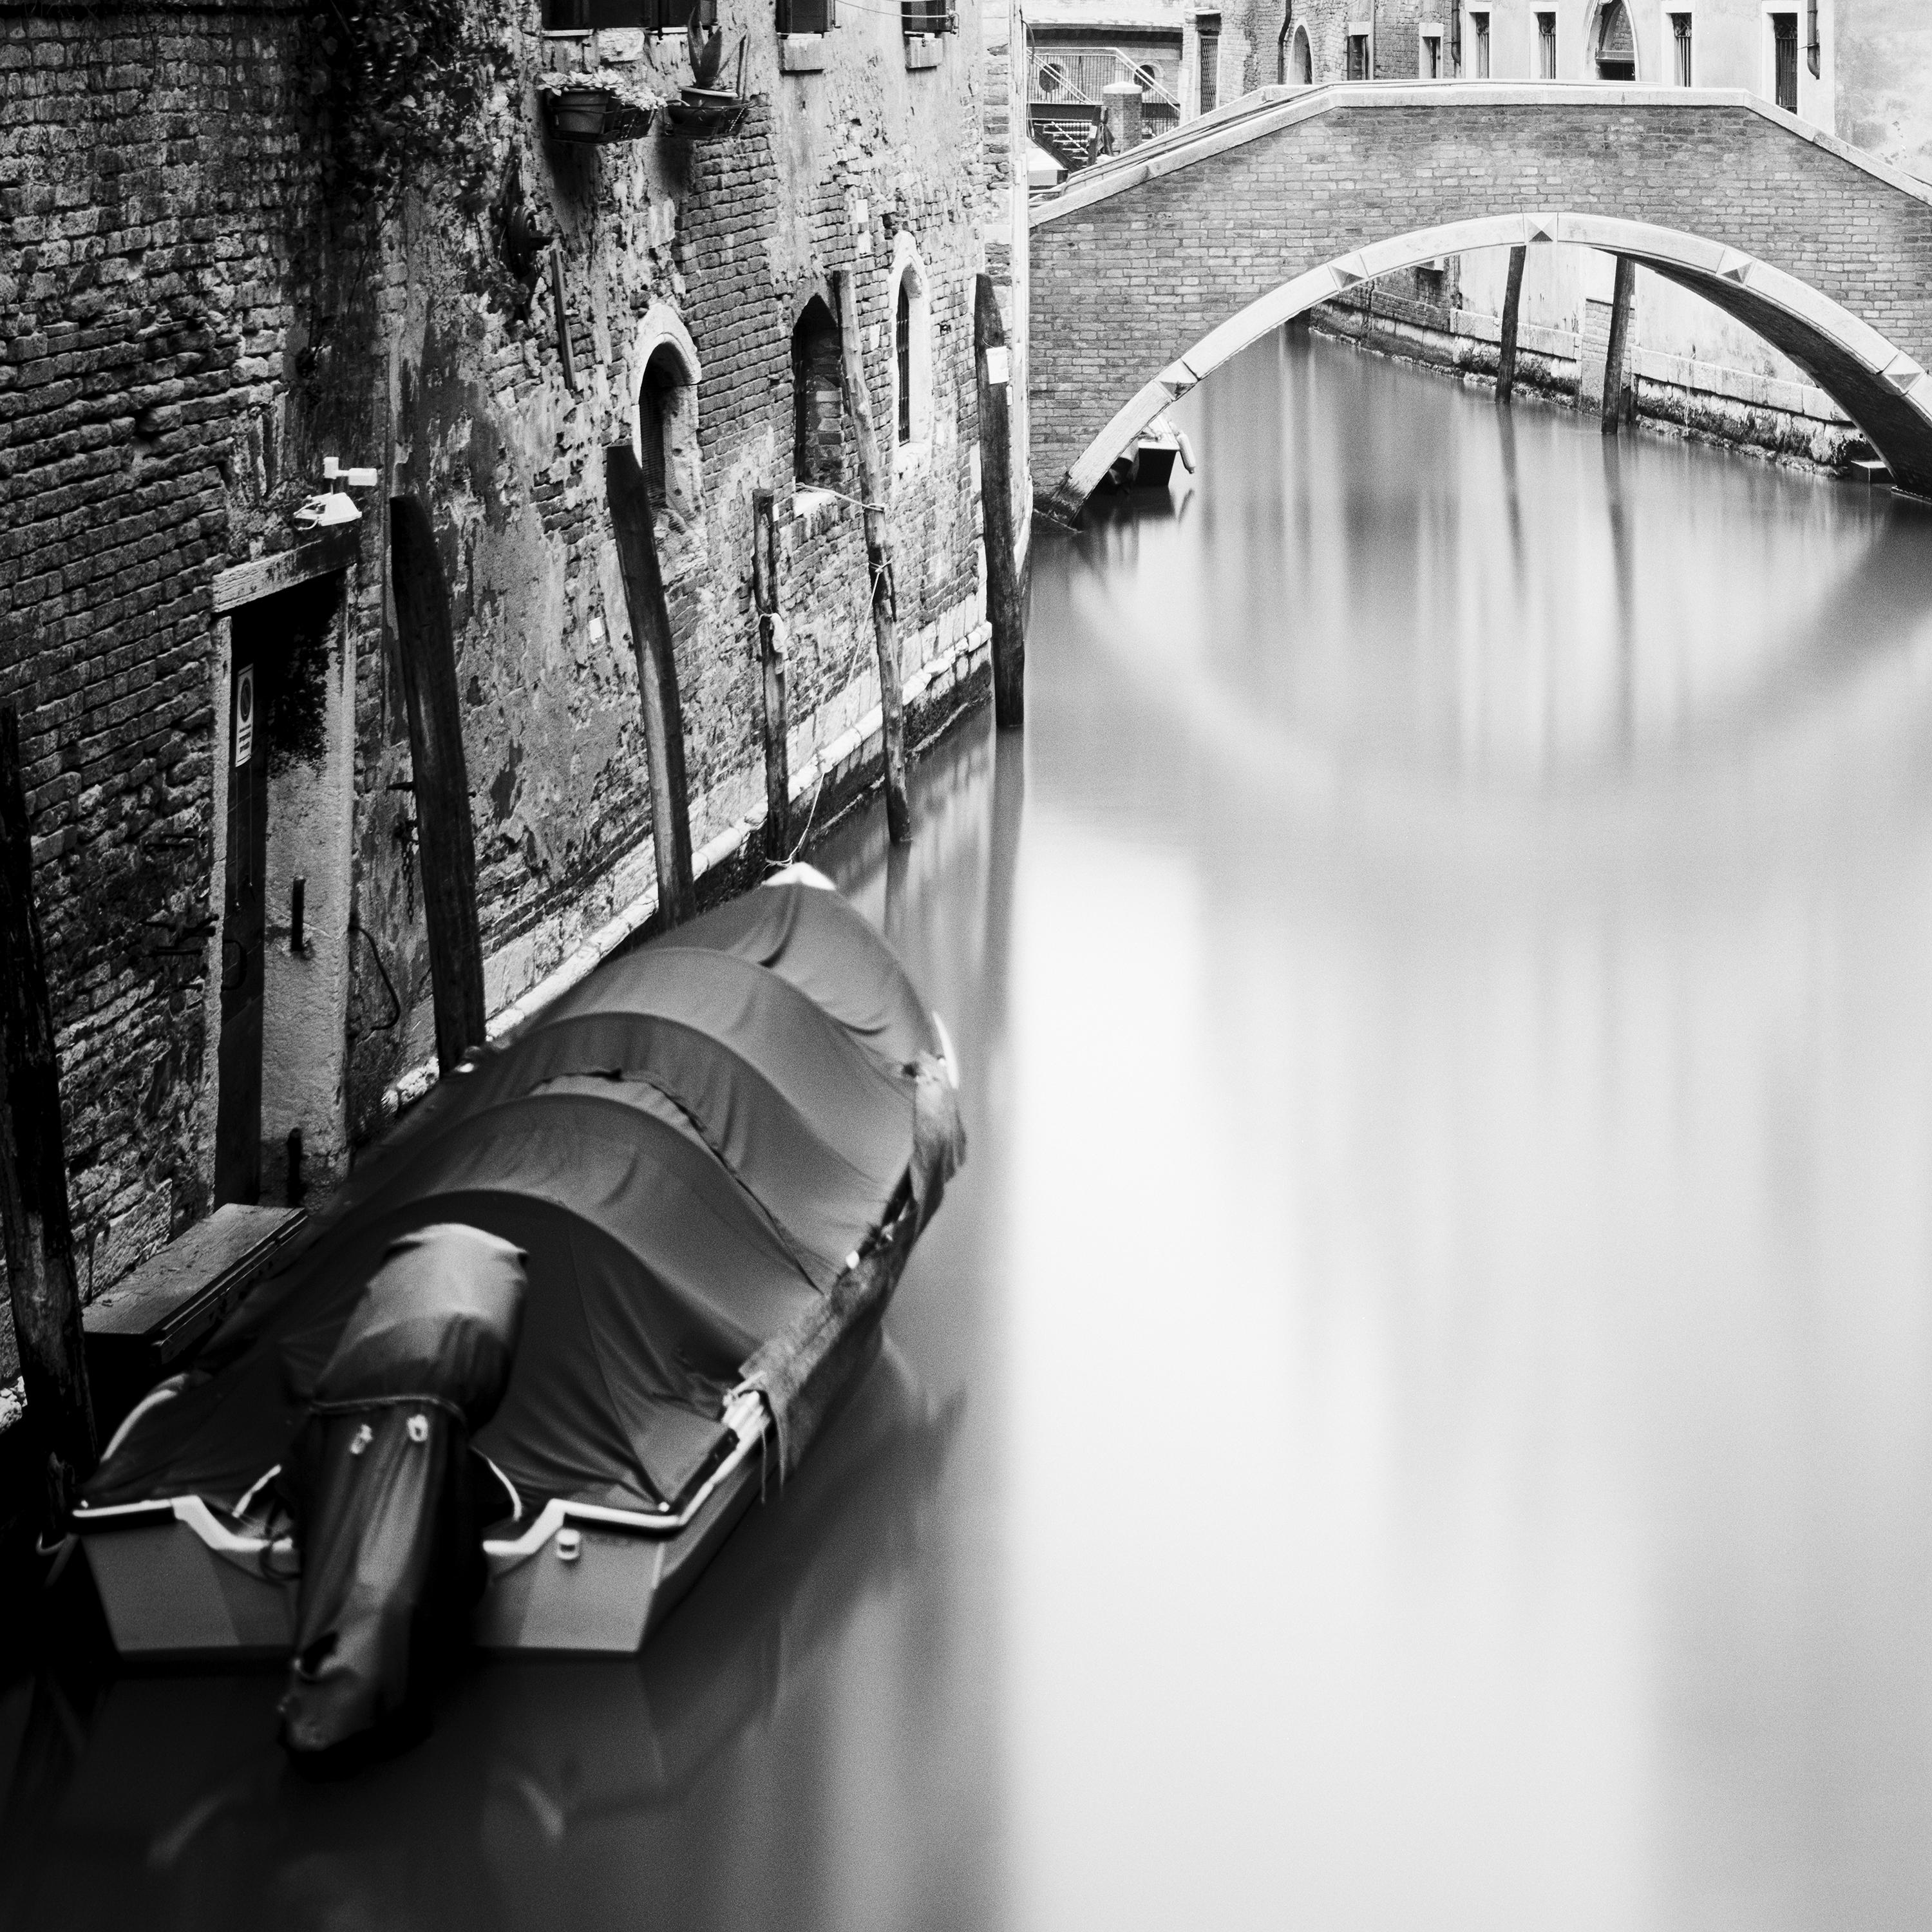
[
  {"left": 791, "top": 290, "right": 846, "bottom": 492},
  {"left": 629, "top": 303, "right": 703, "bottom": 522},
  {"left": 1587, "top": 1, "right": 1638, "bottom": 80}
]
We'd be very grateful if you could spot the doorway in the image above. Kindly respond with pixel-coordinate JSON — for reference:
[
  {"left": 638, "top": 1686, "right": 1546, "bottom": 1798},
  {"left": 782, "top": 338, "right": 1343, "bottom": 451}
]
[{"left": 214, "top": 573, "right": 345, "bottom": 1206}]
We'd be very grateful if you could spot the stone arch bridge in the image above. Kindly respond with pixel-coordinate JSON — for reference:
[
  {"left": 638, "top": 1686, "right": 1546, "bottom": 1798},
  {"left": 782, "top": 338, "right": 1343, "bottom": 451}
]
[{"left": 1028, "top": 83, "right": 1932, "bottom": 515}]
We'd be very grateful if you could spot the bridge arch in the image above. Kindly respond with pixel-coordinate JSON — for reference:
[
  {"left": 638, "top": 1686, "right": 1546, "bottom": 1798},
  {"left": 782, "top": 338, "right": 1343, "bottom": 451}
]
[
  {"left": 1028, "top": 85, "right": 1932, "bottom": 517},
  {"left": 1048, "top": 211, "right": 1932, "bottom": 515}
]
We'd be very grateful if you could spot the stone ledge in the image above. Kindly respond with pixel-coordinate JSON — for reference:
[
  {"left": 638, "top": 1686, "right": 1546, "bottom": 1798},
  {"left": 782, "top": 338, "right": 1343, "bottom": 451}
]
[{"left": 780, "top": 33, "right": 826, "bottom": 73}]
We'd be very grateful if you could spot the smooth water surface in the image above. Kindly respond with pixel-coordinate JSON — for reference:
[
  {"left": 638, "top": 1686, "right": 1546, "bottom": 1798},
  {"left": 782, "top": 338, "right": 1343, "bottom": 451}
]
[{"left": 8, "top": 331, "right": 1932, "bottom": 1930}]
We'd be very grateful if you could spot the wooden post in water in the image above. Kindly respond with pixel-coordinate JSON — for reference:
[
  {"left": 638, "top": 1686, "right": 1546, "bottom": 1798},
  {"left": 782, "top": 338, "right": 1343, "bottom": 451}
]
[
  {"left": 834, "top": 269, "right": 913, "bottom": 845},
  {"left": 751, "top": 490, "right": 790, "bottom": 866},
  {"left": 974, "top": 274, "right": 1026, "bottom": 732},
  {"left": 0, "top": 707, "right": 96, "bottom": 1526},
  {"left": 1496, "top": 245, "right": 1528, "bottom": 404},
  {"left": 1602, "top": 256, "right": 1638, "bottom": 435},
  {"left": 606, "top": 444, "right": 696, "bottom": 926},
  {"left": 388, "top": 497, "right": 488, "bottom": 1075}
]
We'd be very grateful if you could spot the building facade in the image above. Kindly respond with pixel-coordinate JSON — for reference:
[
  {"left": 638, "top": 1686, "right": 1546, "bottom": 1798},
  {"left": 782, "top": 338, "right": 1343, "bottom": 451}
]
[{"left": 0, "top": 0, "right": 1029, "bottom": 1383}]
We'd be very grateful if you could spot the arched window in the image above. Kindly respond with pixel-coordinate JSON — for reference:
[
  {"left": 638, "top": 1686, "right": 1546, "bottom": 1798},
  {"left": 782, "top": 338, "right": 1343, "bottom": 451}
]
[
  {"left": 629, "top": 304, "right": 702, "bottom": 522},
  {"left": 1037, "top": 58, "right": 1066, "bottom": 96},
  {"left": 791, "top": 293, "right": 845, "bottom": 491},
  {"left": 886, "top": 235, "right": 931, "bottom": 453},
  {"left": 1291, "top": 23, "right": 1312, "bottom": 80},
  {"left": 1595, "top": 0, "right": 1636, "bottom": 79},
  {"left": 637, "top": 350, "right": 680, "bottom": 506},
  {"left": 896, "top": 280, "right": 912, "bottom": 443}
]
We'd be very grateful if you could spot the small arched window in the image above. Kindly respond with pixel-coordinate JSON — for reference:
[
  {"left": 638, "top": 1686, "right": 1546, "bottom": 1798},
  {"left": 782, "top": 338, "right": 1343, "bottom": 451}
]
[
  {"left": 896, "top": 281, "right": 912, "bottom": 444},
  {"left": 886, "top": 235, "right": 931, "bottom": 455},
  {"left": 1595, "top": 0, "right": 1636, "bottom": 78},
  {"left": 1037, "top": 59, "right": 1066, "bottom": 96},
  {"left": 791, "top": 294, "right": 846, "bottom": 491},
  {"left": 1292, "top": 26, "right": 1312, "bottom": 81},
  {"left": 638, "top": 349, "right": 681, "bottom": 507},
  {"left": 629, "top": 304, "right": 702, "bottom": 521}
]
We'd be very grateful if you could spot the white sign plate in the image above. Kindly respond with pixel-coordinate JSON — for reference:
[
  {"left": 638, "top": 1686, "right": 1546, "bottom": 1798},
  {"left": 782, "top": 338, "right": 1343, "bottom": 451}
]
[
  {"left": 234, "top": 665, "right": 255, "bottom": 767},
  {"left": 985, "top": 346, "right": 1010, "bottom": 386}
]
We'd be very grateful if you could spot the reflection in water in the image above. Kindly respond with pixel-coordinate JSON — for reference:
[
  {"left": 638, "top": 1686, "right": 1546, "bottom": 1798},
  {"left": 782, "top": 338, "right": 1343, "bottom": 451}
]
[
  {"left": 0, "top": 1345, "right": 966, "bottom": 1931},
  {"left": 9, "top": 330, "right": 1932, "bottom": 1931}
]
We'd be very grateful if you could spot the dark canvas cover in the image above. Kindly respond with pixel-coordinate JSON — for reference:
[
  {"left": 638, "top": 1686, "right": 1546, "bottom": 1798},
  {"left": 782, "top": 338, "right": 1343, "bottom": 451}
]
[
  {"left": 86, "top": 1092, "right": 827, "bottom": 1514},
  {"left": 82, "top": 881, "right": 935, "bottom": 1526},
  {"left": 654, "top": 880, "right": 940, "bottom": 1068}
]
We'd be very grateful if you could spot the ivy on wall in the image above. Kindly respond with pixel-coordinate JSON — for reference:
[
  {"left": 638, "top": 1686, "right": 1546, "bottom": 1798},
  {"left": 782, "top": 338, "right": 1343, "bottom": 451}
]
[{"left": 309, "top": 0, "right": 507, "bottom": 207}]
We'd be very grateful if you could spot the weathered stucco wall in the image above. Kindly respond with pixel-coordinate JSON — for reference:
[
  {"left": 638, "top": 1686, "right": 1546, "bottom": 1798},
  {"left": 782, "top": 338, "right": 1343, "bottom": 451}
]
[
  {"left": 346, "top": 6, "right": 998, "bottom": 1135},
  {"left": 1837, "top": 0, "right": 1932, "bottom": 182}
]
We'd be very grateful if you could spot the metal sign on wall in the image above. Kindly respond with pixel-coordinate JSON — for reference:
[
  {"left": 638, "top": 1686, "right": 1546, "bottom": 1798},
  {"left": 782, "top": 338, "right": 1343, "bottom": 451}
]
[{"left": 234, "top": 665, "right": 255, "bottom": 767}]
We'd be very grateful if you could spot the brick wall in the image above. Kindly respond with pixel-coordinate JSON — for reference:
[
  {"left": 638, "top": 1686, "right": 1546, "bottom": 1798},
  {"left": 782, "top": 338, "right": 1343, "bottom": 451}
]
[
  {"left": 348, "top": 39, "right": 994, "bottom": 1130},
  {"left": 0, "top": 0, "right": 366, "bottom": 1369},
  {"left": 1030, "top": 97, "right": 1932, "bottom": 500},
  {"left": 0, "top": 0, "right": 1011, "bottom": 1372}
]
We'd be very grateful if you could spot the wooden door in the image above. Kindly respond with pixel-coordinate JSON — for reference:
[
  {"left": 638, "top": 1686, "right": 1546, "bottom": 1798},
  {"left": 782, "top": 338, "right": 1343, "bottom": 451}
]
[{"left": 215, "top": 643, "right": 269, "bottom": 1204}]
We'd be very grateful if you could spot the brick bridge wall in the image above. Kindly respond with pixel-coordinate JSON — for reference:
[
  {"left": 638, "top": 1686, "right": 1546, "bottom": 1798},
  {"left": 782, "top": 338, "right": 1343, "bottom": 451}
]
[{"left": 1030, "top": 90, "right": 1932, "bottom": 503}]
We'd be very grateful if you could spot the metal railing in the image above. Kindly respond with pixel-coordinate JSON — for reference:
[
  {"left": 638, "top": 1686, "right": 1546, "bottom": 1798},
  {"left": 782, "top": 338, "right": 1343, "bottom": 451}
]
[{"left": 1030, "top": 47, "right": 1181, "bottom": 109}]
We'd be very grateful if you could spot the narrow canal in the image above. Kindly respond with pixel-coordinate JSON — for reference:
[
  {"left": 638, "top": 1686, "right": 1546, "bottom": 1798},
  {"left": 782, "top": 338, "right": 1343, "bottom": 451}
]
[{"left": 10, "top": 328, "right": 1932, "bottom": 1929}]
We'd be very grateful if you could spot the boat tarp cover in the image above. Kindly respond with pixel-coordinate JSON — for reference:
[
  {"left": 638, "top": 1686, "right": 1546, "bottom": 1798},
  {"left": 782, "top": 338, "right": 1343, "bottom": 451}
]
[
  {"left": 84, "top": 886, "right": 936, "bottom": 1518},
  {"left": 643, "top": 880, "right": 939, "bottom": 1069}
]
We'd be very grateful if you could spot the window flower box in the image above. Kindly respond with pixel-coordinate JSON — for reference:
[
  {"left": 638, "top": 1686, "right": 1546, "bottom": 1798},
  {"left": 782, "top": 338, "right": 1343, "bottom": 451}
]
[{"left": 536, "top": 72, "right": 661, "bottom": 143}]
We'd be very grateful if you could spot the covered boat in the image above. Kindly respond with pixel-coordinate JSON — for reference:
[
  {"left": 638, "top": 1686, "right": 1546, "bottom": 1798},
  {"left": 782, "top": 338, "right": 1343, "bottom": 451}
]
[{"left": 71, "top": 869, "right": 963, "bottom": 1754}]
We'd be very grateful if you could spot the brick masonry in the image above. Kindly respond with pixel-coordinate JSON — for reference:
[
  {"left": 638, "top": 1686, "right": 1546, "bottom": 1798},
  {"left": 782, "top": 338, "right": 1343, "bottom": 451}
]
[
  {"left": 0, "top": 0, "right": 343, "bottom": 1367},
  {"left": 0, "top": 0, "right": 1024, "bottom": 1383},
  {"left": 1030, "top": 95, "right": 1932, "bottom": 504}
]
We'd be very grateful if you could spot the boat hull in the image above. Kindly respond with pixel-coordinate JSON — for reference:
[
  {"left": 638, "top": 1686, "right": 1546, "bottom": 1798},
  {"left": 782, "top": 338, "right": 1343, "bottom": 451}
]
[{"left": 79, "top": 1253, "right": 903, "bottom": 1662}]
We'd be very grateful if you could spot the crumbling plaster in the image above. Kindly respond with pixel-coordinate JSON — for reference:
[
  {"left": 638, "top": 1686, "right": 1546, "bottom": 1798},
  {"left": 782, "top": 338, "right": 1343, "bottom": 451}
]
[{"left": 343, "top": 0, "right": 995, "bottom": 1135}]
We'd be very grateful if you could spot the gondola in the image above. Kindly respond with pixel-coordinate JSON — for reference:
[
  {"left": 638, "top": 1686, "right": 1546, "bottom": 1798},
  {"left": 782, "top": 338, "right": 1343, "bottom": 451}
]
[{"left": 70, "top": 867, "right": 963, "bottom": 1756}]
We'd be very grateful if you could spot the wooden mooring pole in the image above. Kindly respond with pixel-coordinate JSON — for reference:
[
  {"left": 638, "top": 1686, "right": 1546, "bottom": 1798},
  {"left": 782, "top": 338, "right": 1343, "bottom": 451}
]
[
  {"left": 389, "top": 497, "right": 488, "bottom": 1074},
  {"left": 751, "top": 490, "right": 790, "bottom": 866},
  {"left": 1602, "top": 256, "right": 1637, "bottom": 435},
  {"left": 0, "top": 707, "right": 96, "bottom": 1527},
  {"left": 606, "top": 444, "right": 697, "bottom": 927},
  {"left": 834, "top": 269, "right": 913, "bottom": 845},
  {"left": 1496, "top": 245, "right": 1527, "bottom": 405},
  {"left": 974, "top": 274, "right": 1026, "bottom": 732}
]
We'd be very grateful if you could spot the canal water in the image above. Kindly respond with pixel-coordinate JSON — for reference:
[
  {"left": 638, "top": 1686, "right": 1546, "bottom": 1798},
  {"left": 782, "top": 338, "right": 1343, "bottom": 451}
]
[{"left": 8, "top": 327, "right": 1932, "bottom": 1929}]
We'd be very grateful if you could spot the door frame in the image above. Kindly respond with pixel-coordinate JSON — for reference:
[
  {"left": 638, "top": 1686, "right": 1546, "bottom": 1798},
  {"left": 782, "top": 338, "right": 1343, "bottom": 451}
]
[{"left": 202, "top": 534, "right": 361, "bottom": 1209}]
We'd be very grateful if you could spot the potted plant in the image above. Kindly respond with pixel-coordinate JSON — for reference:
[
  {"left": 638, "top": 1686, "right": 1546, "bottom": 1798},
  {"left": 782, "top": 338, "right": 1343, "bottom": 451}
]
[
  {"left": 663, "top": 0, "right": 748, "bottom": 138},
  {"left": 539, "top": 72, "right": 657, "bottom": 144}
]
